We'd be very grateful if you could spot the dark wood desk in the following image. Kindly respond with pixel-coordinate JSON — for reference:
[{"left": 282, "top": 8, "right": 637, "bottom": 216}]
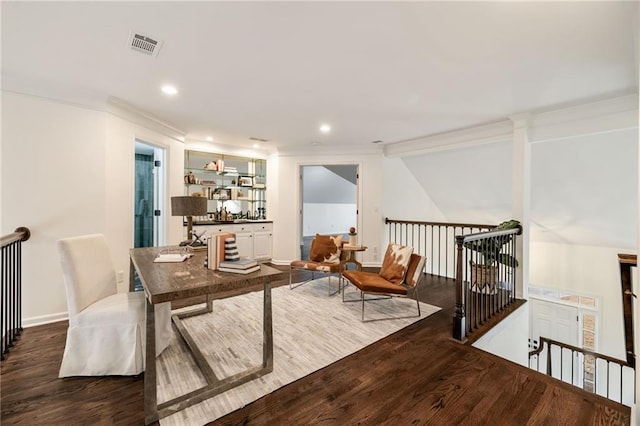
[{"left": 129, "top": 247, "right": 285, "bottom": 425}]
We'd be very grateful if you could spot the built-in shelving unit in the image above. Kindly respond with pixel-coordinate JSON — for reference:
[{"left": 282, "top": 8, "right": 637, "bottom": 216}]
[{"left": 184, "top": 150, "right": 267, "bottom": 221}]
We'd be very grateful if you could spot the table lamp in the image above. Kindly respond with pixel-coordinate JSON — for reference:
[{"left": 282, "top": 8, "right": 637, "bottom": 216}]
[{"left": 171, "top": 196, "right": 207, "bottom": 246}]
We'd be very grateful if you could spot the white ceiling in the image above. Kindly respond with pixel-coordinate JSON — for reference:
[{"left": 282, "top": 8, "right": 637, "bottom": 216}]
[{"left": 2, "top": 1, "right": 638, "bottom": 154}]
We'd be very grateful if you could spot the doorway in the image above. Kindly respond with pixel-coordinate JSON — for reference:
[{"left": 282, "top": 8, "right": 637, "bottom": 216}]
[
  {"left": 299, "top": 165, "right": 358, "bottom": 259},
  {"left": 134, "top": 141, "right": 166, "bottom": 248}
]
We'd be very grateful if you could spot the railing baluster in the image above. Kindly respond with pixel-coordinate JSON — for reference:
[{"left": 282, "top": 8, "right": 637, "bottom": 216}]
[
  {"left": 2, "top": 246, "right": 6, "bottom": 358},
  {"left": 0, "top": 227, "right": 30, "bottom": 361},
  {"left": 445, "top": 227, "right": 449, "bottom": 278},
  {"left": 529, "top": 337, "right": 635, "bottom": 406},
  {"left": 620, "top": 364, "right": 623, "bottom": 403},
  {"left": 571, "top": 350, "right": 574, "bottom": 385},
  {"left": 607, "top": 360, "right": 610, "bottom": 399},
  {"left": 11, "top": 243, "right": 17, "bottom": 346},
  {"left": 385, "top": 218, "right": 518, "bottom": 341},
  {"left": 430, "top": 226, "right": 434, "bottom": 275}
]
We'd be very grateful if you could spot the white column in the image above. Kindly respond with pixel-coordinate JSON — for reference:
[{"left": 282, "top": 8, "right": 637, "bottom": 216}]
[{"left": 509, "top": 113, "right": 532, "bottom": 300}]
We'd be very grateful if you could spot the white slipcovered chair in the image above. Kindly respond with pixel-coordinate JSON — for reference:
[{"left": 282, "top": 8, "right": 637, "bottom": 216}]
[{"left": 57, "top": 234, "right": 172, "bottom": 377}]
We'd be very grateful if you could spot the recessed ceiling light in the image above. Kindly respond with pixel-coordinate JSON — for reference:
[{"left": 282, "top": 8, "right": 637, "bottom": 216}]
[
  {"left": 206, "top": 136, "right": 213, "bottom": 142},
  {"left": 161, "top": 84, "right": 178, "bottom": 96},
  {"left": 252, "top": 143, "right": 260, "bottom": 149},
  {"left": 311, "top": 141, "right": 321, "bottom": 146},
  {"left": 319, "top": 124, "right": 331, "bottom": 134}
]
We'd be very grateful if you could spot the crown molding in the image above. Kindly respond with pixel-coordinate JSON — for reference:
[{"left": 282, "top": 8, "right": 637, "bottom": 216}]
[
  {"left": 277, "top": 143, "right": 383, "bottom": 158},
  {"left": 185, "top": 139, "right": 272, "bottom": 160},
  {"left": 384, "top": 120, "right": 512, "bottom": 158},
  {"left": 530, "top": 93, "right": 638, "bottom": 143},
  {"left": 105, "top": 97, "right": 186, "bottom": 143},
  {"left": 384, "top": 92, "right": 638, "bottom": 158}
]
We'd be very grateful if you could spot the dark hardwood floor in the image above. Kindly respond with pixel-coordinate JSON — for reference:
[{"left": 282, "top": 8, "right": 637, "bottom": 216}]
[{"left": 1, "top": 266, "right": 630, "bottom": 425}]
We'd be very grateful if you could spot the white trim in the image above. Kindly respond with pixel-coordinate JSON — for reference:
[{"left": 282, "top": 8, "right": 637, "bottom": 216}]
[
  {"left": 185, "top": 139, "right": 271, "bottom": 160},
  {"left": 530, "top": 94, "right": 638, "bottom": 144},
  {"left": 529, "top": 286, "right": 600, "bottom": 352},
  {"left": 106, "top": 97, "right": 186, "bottom": 143},
  {"left": 23, "top": 312, "right": 68, "bottom": 328},
  {"left": 384, "top": 120, "right": 512, "bottom": 158},
  {"left": 0, "top": 90, "right": 187, "bottom": 144},
  {"left": 383, "top": 93, "right": 639, "bottom": 157},
  {"left": 278, "top": 144, "right": 383, "bottom": 157}
]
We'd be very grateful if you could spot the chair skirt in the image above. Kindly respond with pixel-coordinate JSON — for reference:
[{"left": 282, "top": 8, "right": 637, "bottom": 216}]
[{"left": 59, "top": 292, "right": 171, "bottom": 377}]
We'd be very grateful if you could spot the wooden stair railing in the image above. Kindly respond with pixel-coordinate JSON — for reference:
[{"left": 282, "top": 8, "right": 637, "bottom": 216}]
[
  {"left": 618, "top": 253, "right": 636, "bottom": 368},
  {"left": 453, "top": 225, "right": 522, "bottom": 341},
  {"left": 385, "top": 218, "right": 494, "bottom": 279},
  {"left": 384, "top": 218, "right": 523, "bottom": 342},
  {"left": 529, "top": 336, "right": 635, "bottom": 406},
  {"left": 1, "top": 227, "right": 31, "bottom": 360}
]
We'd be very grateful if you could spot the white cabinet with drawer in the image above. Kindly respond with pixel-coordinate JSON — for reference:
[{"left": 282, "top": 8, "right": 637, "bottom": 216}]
[
  {"left": 252, "top": 223, "right": 273, "bottom": 260},
  {"left": 190, "top": 222, "right": 272, "bottom": 260},
  {"left": 232, "top": 224, "right": 253, "bottom": 259}
]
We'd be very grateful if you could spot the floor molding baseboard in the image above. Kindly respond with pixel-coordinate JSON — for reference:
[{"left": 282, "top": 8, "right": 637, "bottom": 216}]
[{"left": 23, "top": 312, "right": 68, "bottom": 328}]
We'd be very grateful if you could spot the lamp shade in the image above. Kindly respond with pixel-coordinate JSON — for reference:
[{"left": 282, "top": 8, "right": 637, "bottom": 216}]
[{"left": 171, "top": 196, "right": 207, "bottom": 216}]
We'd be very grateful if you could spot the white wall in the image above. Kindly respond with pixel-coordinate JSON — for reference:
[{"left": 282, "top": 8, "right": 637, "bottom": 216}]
[
  {"left": 382, "top": 157, "right": 446, "bottom": 222},
  {"left": 386, "top": 111, "right": 637, "bottom": 363},
  {"left": 530, "top": 241, "right": 628, "bottom": 360},
  {"left": 399, "top": 140, "right": 513, "bottom": 225},
  {"left": 303, "top": 203, "right": 356, "bottom": 236},
  {"left": 1, "top": 91, "right": 185, "bottom": 325},
  {"left": 271, "top": 152, "right": 384, "bottom": 265},
  {"left": 302, "top": 165, "right": 357, "bottom": 236},
  {"left": 530, "top": 128, "right": 637, "bottom": 248},
  {"left": 473, "top": 303, "right": 529, "bottom": 367},
  {"left": 105, "top": 113, "right": 185, "bottom": 285},
  {"left": 2, "top": 92, "right": 107, "bottom": 324}
]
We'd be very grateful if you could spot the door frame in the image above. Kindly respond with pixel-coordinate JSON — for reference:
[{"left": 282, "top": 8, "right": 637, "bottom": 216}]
[
  {"left": 134, "top": 139, "right": 167, "bottom": 247},
  {"left": 297, "top": 162, "right": 361, "bottom": 259}
]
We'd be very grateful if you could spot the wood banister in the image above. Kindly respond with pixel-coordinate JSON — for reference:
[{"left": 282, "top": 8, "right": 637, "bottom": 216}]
[{"left": 618, "top": 253, "right": 636, "bottom": 368}]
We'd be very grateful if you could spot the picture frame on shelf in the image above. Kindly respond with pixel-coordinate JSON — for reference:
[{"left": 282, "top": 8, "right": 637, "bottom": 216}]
[
  {"left": 213, "top": 188, "right": 231, "bottom": 200},
  {"left": 239, "top": 176, "right": 254, "bottom": 187}
]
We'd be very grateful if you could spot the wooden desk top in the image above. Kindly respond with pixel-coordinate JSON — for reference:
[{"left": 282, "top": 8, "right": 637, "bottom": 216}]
[{"left": 130, "top": 247, "right": 285, "bottom": 304}]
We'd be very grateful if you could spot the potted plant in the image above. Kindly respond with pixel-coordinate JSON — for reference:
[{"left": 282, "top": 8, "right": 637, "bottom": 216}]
[{"left": 464, "top": 219, "right": 520, "bottom": 290}]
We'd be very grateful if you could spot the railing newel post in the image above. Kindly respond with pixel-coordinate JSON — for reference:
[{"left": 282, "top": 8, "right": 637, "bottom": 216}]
[
  {"left": 453, "top": 235, "right": 465, "bottom": 341},
  {"left": 384, "top": 219, "right": 520, "bottom": 343}
]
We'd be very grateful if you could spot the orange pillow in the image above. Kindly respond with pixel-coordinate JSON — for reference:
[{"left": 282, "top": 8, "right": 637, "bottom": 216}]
[
  {"left": 404, "top": 253, "right": 427, "bottom": 287},
  {"left": 379, "top": 244, "right": 413, "bottom": 285},
  {"left": 309, "top": 234, "right": 342, "bottom": 264}
]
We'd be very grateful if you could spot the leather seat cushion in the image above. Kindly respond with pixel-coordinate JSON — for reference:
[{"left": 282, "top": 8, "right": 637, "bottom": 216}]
[
  {"left": 342, "top": 270, "right": 408, "bottom": 295},
  {"left": 290, "top": 260, "right": 342, "bottom": 273}
]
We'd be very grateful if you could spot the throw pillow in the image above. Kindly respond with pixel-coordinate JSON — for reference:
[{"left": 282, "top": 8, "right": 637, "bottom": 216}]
[
  {"left": 309, "top": 234, "right": 342, "bottom": 264},
  {"left": 325, "top": 235, "right": 343, "bottom": 264},
  {"left": 379, "top": 244, "right": 413, "bottom": 285},
  {"left": 404, "top": 253, "right": 427, "bottom": 287}
]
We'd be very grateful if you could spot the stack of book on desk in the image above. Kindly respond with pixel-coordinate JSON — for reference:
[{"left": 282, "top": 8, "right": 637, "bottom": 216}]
[
  {"left": 207, "top": 232, "right": 235, "bottom": 270},
  {"left": 219, "top": 258, "right": 260, "bottom": 274}
]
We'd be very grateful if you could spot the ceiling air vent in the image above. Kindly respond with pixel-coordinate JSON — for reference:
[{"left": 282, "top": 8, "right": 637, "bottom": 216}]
[{"left": 128, "top": 31, "right": 163, "bottom": 57}]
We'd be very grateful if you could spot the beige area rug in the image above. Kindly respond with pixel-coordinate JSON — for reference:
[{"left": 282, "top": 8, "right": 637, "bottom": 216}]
[{"left": 157, "top": 277, "right": 441, "bottom": 425}]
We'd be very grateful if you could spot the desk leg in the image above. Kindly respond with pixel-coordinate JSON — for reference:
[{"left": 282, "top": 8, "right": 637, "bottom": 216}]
[
  {"left": 263, "top": 280, "right": 273, "bottom": 372},
  {"left": 144, "top": 298, "right": 158, "bottom": 425},
  {"left": 129, "top": 258, "right": 136, "bottom": 292}
]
